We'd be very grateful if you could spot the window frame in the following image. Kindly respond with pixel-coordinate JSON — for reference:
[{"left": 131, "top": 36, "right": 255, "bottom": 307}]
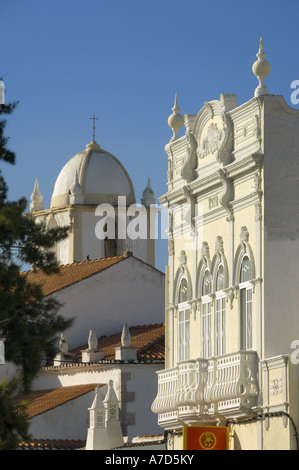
[
  {"left": 178, "top": 301, "right": 191, "bottom": 362},
  {"left": 201, "top": 269, "right": 213, "bottom": 359},
  {"left": 239, "top": 255, "right": 253, "bottom": 350}
]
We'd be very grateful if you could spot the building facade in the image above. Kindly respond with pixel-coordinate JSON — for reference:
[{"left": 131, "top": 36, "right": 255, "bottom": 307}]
[{"left": 152, "top": 38, "right": 299, "bottom": 450}]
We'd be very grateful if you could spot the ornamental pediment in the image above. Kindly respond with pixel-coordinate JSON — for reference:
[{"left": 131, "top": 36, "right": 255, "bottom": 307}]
[{"left": 193, "top": 94, "right": 237, "bottom": 166}]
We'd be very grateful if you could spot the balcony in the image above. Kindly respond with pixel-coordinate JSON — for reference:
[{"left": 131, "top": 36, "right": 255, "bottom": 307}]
[{"left": 151, "top": 351, "right": 259, "bottom": 428}]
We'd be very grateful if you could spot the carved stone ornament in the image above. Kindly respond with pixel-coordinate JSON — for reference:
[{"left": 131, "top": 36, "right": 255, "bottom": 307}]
[
  {"left": 198, "top": 122, "right": 223, "bottom": 159},
  {"left": 240, "top": 226, "right": 249, "bottom": 243},
  {"left": 219, "top": 168, "right": 234, "bottom": 220},
  {"left": 179, "top": 250, "right": 187, "bottom": 269},
  {"left": 182, "top": 185, "right": 195, "bottom": 232},
  {"left": 215, "top": 235, "right": 224, "bottom": 255},
  {"left": 181, "top": 131, "right": 198, "bottom": 182},
  {"left": 201, "top": 242, "right": 210, "bottom": 263},
  {"left": 224, "top": 288, "right": 234, "bottom": 309},
  {"left": 168, "top": 238, "right": 175, "bottom": 256},
  {"left": 193, "top": 97, "right": 235, "bottom": 166}
]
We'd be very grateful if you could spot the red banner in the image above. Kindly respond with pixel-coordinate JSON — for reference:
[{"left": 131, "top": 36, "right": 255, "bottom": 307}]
[{"left": 183, "top": 426, "right": 229, "bottom": 450}]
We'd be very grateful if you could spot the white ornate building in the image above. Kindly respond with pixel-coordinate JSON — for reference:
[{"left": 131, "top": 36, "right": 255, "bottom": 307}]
[{"left": 152, "top": 38, "right": 299, "bottom": 450}]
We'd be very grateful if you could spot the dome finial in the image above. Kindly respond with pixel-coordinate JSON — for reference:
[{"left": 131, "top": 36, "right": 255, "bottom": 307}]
[
  {"left": 90, "top": 114, "right": 99, "bottom": 143},
  {"left": 168, "top": 93, "right": 184, "bottom": 142},
  {"left": 252, "top": 36, "right": 271, "bottom": 97}
]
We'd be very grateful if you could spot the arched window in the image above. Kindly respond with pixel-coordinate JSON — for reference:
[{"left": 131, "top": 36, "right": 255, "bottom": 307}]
[
  {"left": 178, "top": 278, "right": 190, "bottom": 362},
  {"left": 240, "top": 256, "right": 252, "bottom": 283},
  {"left": 216, "top": 265, "right": 225, "bottom": 291},
  {"left": 240, "top": 256, "right": 253, "bottom": 350},
  {"left": 201, "top": 270, "right": 212, "bottom": 359},
  {"left": 179, "top": 277, "right": 188, "bottom": 303},
  {"left": 215, "top": 264, "right": 226, "bottom": 356},
  {"left": 202, "top": 270, "right": 212, "bottom": 296}
]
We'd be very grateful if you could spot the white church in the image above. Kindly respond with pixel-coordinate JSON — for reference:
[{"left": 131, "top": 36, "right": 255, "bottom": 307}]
[{"left": 0, "top": 100, "right": 167, "bottom": 449}]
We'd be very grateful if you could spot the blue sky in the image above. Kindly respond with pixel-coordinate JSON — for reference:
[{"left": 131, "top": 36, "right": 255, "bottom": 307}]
[{"left": 1, "top": 0, "right": 299, "bottom": 271}]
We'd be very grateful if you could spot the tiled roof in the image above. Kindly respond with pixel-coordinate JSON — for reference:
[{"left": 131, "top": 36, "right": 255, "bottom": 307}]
[
  {"left": 15, "top": 383, "right": 103, "bottom": 419},
  {"left": 18, "top": 435, "right": 167, "bottom": 450},
  {"left": 21, "top": 255, "right": 126, "bottom": 296},
  {"left": 21, "top": 254, "right": 164, "bottom": 297},
  {"left": 117, "top": 435, "right": 166, "bottom": 449},
  {"left": 71, "top": 323, "right": 165, "bottom": 361},
  {"left": 18, "top": 439, "right": 86, "bottom": 450}
]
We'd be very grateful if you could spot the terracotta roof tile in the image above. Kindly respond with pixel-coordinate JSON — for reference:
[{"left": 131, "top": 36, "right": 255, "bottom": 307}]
[
  {"left": 71, "top": 323, "right": 165, "bottom": 361},
  {"left": 115, "top": 434, "right": 166, "bottom": 449},
  {"left": 18, "top": 439, "right": 86, "bottom": 450},
  {"left": 21, "top": 255, "right": 126, "bottom": 296},
  {"left": 15, "top": 383, "right": 103, "bottom": 419}
]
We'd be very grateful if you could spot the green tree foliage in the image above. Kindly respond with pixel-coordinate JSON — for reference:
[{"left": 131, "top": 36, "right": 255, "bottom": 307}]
[
  {"left": 0, "top": 101, "right": 74, "bottom": 392},
  {"left": 0, "top": 377, "right": 30, "bottom": 450}
]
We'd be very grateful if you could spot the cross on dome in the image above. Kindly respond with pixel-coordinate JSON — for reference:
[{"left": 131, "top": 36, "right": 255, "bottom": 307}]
[{"left": 90, "top": 114, "right": 98, "bottom": 142}]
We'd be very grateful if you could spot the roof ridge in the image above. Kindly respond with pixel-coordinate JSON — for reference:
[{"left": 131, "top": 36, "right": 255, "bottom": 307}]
[
  {"left": 15, "top": 383, "right": 103, "bottom": 419},
  {"left": 129, "top": 323, "right": 165, "bottom": 329},
  {"left": 21, "top": 255, "right": 128, "bottom": 297},
  {"left": 21, "top": 254, "right": 125, "bottom": 274}
]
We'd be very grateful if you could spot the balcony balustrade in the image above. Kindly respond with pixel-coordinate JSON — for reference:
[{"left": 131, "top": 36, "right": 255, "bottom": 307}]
[{"left": 152, "top": 351, "right": 259, "bottom": 428}]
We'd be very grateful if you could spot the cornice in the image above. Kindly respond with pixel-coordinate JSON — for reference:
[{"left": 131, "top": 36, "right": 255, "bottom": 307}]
[{"left": 160, "top": 152, "right": 264, "bottom": 208}]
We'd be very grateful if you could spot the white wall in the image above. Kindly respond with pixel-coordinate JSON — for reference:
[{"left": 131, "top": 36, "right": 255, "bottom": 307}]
[
  {"left": 28, "top": 390, "right": 93, "bottom": 440},
  {"left": 264, "top": 239, "right": 299, "bottom": 357},
  {"left": 263, "top": 96, "right": 299, "bottom": 358},
  {"left": 52, "top": 256, "right": 164, "bottom": 349},
  {"left": 30, "top": 363, "right": 164, "bottom": 440}
]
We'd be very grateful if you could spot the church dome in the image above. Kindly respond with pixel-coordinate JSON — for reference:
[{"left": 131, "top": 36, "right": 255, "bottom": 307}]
[{"left": 50, "top": 140, "right": 136, "bottom": 208}]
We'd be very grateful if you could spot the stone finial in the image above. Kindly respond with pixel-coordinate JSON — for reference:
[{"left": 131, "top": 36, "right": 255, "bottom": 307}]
[
  {"left": 141, "top": 178, "right": 155, "bottom": 207},
  {"left": 69, "top": 170, "right": 84, "bottom": 205},
  {"left": 88, "top": 329, "right": 98, "bottom": 350},
  {"left": 53, "top": 332, "right": 74, "bottom": 366},
  {"left": 81, "top": 329, "right": 104, "bottom": 363},
  {"left": 121, "top": 323, "right": 131, "bottom": 348},
  {"left": 0, "top": 78, "right": 4, "bottom": 105},
  {"left": 59, "top": 332, "right": 69, "bottom": 354},
  {"left": 115, "top": 323, "right": 137, "bottom": 362},
  {"left": 252, "top": 36, "right": 271, "bottom": 97},
  {"left": 168, "top": 93, "right": 184, "bottom": 142},
  {"left": 103, "top": 380, "right": 124, "bottom": 448},
  {"left": 104, "top": 380, "right": 119, "bottom": 404},
  {"left": 86, "top": 386, "right": 111, "bottom": 450},
  {"left": 90, "top": 386, "right": 106, "bottom": 413},
  {"left": 30, "top": 179, "right": 44, "bottom": 212}
]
